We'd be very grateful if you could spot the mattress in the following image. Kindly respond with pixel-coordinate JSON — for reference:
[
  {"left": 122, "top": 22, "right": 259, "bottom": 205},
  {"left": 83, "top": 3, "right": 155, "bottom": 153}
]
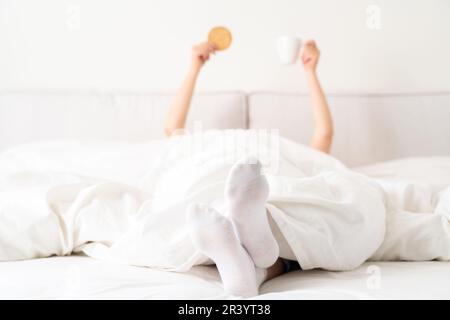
[{"left": 0, "top": 255, "right": 449, "bottom": 299}]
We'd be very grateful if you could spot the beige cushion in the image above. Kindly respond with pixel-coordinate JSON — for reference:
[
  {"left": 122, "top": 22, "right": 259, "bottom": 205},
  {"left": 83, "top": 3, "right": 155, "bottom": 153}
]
[
  {"left": 0, "top": 92, "right": 247, "bottom": 150},
  {"left": 248, "top": 92, "right": 450, "bottom": 167}
]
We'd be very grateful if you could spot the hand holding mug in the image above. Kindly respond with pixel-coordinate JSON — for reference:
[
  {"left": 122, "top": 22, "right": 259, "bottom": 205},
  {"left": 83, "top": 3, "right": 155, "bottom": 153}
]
[
  {"left": 277, "top": 37, "right": 320, "bottom": 72},
  {"left": 301, "top": 40, "right": 320, "bottom": 73}
]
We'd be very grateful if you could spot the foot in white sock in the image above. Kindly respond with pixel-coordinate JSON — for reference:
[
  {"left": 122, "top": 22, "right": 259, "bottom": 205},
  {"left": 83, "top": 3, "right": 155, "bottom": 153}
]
[
  {"left": 187, "top": 203, "right": 259, "bottom": 297},
  {"left": 225, "top": 156, "right": 279, "bottom": 268}
]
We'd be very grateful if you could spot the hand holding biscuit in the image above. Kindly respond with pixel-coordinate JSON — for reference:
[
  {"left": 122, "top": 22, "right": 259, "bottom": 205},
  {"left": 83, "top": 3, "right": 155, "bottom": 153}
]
[
  {"left": 191, "top": 42, "right": 217, "bottom": 72},
  {"left": 190, "top": 27, "right": 232, "bottom": 73}
]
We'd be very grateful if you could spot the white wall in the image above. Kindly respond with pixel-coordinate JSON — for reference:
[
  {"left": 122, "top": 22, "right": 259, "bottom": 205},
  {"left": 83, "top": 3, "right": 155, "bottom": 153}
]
[{"left": 1, "top": 0, "right": 450, "bottom": 93}]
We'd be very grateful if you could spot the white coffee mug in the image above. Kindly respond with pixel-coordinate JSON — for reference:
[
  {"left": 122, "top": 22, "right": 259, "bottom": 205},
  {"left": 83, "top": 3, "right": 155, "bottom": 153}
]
[{"left": 277, "top": 36, "right": 302, "bottom": 65}]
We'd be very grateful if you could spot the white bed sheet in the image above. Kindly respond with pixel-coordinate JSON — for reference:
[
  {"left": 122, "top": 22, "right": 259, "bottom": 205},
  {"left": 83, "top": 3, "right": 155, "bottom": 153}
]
[
  {"left": 1, "top": 156, "right": 449, "bottom": 300},
  {"left": 0, "top": 255, "right": 449, "bottom": 299}
]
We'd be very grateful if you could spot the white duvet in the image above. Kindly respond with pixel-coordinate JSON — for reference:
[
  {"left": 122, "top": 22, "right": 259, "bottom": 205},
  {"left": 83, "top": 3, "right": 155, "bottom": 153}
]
[{"left": 0, "top": 130, "right": 448, "bottom": 272}]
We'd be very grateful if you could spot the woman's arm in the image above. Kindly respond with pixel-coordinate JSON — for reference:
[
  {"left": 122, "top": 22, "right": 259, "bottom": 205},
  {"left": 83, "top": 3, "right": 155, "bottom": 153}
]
[
  {"left": 164, "top": 42, "right": 216, "bottom": 137},
  {"left": 301, "top": 40, "right": 334, "bottom": 154}
]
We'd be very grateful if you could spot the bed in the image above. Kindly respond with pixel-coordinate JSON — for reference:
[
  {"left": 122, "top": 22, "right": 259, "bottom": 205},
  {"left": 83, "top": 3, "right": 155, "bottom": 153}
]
[{"left": 0, "top": 91, "right": 449, "bottom": 299}]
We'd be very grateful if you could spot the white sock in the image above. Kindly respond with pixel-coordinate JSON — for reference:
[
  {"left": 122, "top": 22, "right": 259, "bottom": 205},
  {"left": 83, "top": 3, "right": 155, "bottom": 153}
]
[
  {"left": 187, "top": 203, "right": 259, "bottom": 298},
  {"left": 225, "top": 156, "right": 279, "bottom": 268}
]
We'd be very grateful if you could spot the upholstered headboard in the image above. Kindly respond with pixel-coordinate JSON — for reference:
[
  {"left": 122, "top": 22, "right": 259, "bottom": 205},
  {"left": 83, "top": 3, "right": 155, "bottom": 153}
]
[{"left": 0, "top": 91, "right": 449, "bottom": 167}]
